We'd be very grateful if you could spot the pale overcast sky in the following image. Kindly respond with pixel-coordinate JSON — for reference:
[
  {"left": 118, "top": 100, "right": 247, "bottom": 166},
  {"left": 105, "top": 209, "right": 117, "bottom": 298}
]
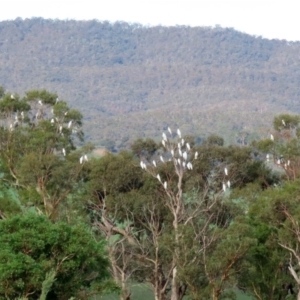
[{"left": 1, "top": 0, "right": 300, "bottom": 41}]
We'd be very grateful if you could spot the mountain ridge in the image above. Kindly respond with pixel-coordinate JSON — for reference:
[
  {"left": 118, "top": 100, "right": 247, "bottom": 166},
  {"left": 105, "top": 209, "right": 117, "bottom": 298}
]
[{"left": 1, "top": 18, "right": 299, "bottom": 149}]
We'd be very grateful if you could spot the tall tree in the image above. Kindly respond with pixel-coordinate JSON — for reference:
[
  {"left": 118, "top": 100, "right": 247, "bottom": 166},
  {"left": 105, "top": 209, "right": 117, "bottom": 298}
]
[
  {"left": 86, "top": 151, "right": 145, "bottom": 300},
  {"left": 254, "top": 113, "right": 300, "bottom": 181},
  {"left": 138, "top": 129, "right": 263, "bottom": 300},
  {"left": 0, "top": 89, "right": 88, "bottom": 220}
]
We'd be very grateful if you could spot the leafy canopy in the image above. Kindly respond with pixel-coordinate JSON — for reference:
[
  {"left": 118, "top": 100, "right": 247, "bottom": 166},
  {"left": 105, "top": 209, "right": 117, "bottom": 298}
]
[{"left": 0, "top": 213, "right": 113, "bottom": 300}]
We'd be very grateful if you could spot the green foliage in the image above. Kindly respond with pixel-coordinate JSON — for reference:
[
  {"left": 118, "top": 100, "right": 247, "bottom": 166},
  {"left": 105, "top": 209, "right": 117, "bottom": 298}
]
[
  {"left": 25, "top": 89, "right": 58, "bottom": 105},
  {"left": 203, "top": 134, "right": 225, "bottom": 146},
  {"left": 130, "top": 138, "right": 159, "bottom": 158},
  {"left": 0, "top": 213, "right": 113, "bottom": 299},
  {"left": 0, "top": 182, "right": 22, "bottom": 218},
  {"left": 253, "top": 113, "right": 300, "bottom": 181},
  {"left": 40, "top": 270, "right": 57, "bottom": 300},
  {"left": 1, "top": 79, "right": 300, "bottom": 300},
  {"left": 253, "top": 138, "right": 275, "bottom": 153},
  {"left": 87, "top": 151, "right": 144, "bottom": 198},
  {"left": 236, "top": 180, "right": 300, "bottom": 299},
  {"left": 273, "top": 114, "right": 300, "bottom": 131},
  {"left": 0, "top": 89, "right": 88, "bottom": 220},
  {"left": 188, "top": 142, "right": 277, "bottom": 192},
  {"left": 87, "top": 135, "right": 279, "bottom": 299}
]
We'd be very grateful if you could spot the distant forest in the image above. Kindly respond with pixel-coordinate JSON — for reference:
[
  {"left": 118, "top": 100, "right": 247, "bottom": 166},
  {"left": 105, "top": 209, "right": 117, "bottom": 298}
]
[{"left": 1, "top": 18, "right": 300, "bottom": 150}]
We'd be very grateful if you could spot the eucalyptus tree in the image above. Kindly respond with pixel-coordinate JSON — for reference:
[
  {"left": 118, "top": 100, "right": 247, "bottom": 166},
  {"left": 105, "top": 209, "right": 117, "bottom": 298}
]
[
  {"left": 254, "top": 113, "right": 300, "bottom": 181},
  {"left": 138, "top": 128, "right": 213, "bottom": 300},
  {"left": 87, "top": 148, "right": 188, "bottom": 300},
  {"left": 0, "top": 88, "right": 87, "bottom": 220},
  {"left": 86, "top": 151, "right": 146, "bottom": 300},
  {"left": 137, "top": 129, "right": 261, "bottom": 300},
  {"left": 86, "top": 128, "right": 270, "bottom": 300}
]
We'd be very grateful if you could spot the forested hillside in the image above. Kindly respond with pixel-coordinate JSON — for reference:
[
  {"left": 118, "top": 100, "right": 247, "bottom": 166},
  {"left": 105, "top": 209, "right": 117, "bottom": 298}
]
[
  {"left": 3, "top": 18, "right": 300, "bottom": 300},
  {"left": 2, "top": 87, "right": 300, "bottom": 299},
  {"left": 1, "top": 18, "right": 300, "bottom": 149}
]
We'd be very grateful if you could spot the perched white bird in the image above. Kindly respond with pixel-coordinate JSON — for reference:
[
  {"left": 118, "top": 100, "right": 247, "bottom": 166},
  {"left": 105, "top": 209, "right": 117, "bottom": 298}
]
[
  {"left": 179, "top": 149, "right": 183, "bottom": 157},
  {"left": 181, "top": 138, "right": 185, "bottom": 146},
  {"left": 140, "top": 161, "right": 146, "bottom": 169},
  {"left": 10, "top": 94, "right": 15, "bottom": 99},
  {"left": 227, "top": 180, "right": 231, "bottom": 188},
  {"left": 168, "top": 127, "right": 172, "bottom": 135},
  {"left": 84, "top": 154, "right": 88, "bottom": 162},
  {"left": 171, "top": 149, "right": 175, "bottom": 157},
  {"left": 64, "top": 111, "right": 68, "bottom": 116},
  {"left": 186, "top": 143, "right": 191, "bottom": 150},
  {"left": 266, "top": 154, "right": 270, "bottom": 162},
  {"left": 160, "top": 155, "right": 164, "bottom": 163},
  {"left": 157, "top": 174, "right": 162, "bottom": 182},
  {"left": 224, "top": 167, "right": 228, "bottom": 176},
  {"left": 222, "top": 182, "right": 226, "bottom": 192},
  {"left": 51, "top": 118, "right": 55, "bottom": 124},
  {"left": 152, "top": 160, "right": 157, "bottom": 167},
  {"left": 163, "top": 181, "right": 167, "bottom": 189},
  {"left": 282, "top": 119, "right": 286, "bottom": 126},
  {"left": 162, "top": 140, "right": 166, "bottom": 147},
  {"left": 62, "top": 148, "right": 66, "bottom": 156},
  {"left": 38, "top": 100, "right": 43, "bottom": 105},
  {"left": 178, "top": 143, "right": 181, "bottom": 149},
  {"left": 177, "top": 128, "right": 181, "bottom": 138},
  {"left": 162, "top": 132, "right": 167, "bottom": 141},
  {"left": 194, "top": 151, "right": 198, "bottom": 159},
  {"left": 182, "top": 161, "right": 186, "bottom": 168},
  {"left": 177, "top": 158, "right": 181, "bottom": 165},
  {"left": 183, "top": 151, "right": 188, "bottom": 160},
  {"left": 80, "top": 156, "right": 84, "bottom": 164},
  {"left": 187, "top": 162, "right": 193, "bottom": 170},
  {"left": 277, "top": 159, "right": 281, "bottom": 164},
  {"left": 288, "top": 160, "right": 290, "bottom": 166},
  {"left": 59, "top": 125, "right": 63, "bottom": 133},
  {"left": 68, "top": 120, "right": 73, "bottom": 128},
  {"left": 21, "top": 111, "right": 24, "bottom": 119},
  {"left": 270, "top": 134, "right": 274, "bottom": 141}
]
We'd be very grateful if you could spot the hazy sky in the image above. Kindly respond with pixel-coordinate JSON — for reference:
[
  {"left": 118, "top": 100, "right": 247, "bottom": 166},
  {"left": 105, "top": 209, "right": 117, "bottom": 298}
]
[{"left": 2, "top": 0, "right": 299, "bottom": 41}]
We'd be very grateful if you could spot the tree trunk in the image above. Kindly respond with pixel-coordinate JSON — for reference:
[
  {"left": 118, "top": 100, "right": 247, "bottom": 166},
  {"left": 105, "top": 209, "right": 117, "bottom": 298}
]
[
  {"left": 120, "top": 276, "right": 131, "bottom": 300},
  {"left": 170, "top": 266, "right": 178, "bottom": 300},
  {"left": 154, "top": 291, "right": 166, "bottom": 300},
  {"left": 109, "top": 248, "right": 131, "bottom": 300},
  {"left": 154, "top": 264, "right": 166, "bottom": 300},
  {"left": 211, "top": 286, "right": 220, "bottom": 300}
]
